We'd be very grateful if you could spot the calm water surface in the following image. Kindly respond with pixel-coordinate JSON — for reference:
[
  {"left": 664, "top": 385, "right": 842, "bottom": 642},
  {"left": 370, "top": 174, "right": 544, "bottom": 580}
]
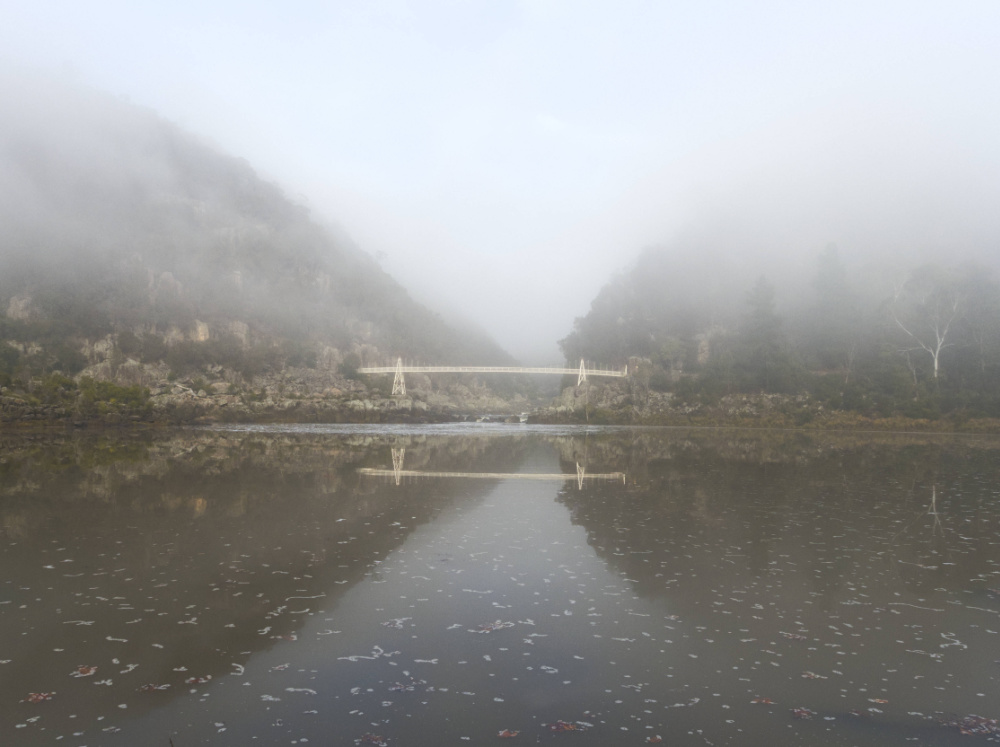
[{"left": 3, "top": 425, "right": 1000, "bottom": 746}]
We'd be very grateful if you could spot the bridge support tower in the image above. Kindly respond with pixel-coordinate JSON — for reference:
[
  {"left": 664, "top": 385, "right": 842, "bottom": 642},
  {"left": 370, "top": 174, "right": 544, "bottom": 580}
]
[{"left": 393, "top": 357, "right": 406, "bottom": 396}]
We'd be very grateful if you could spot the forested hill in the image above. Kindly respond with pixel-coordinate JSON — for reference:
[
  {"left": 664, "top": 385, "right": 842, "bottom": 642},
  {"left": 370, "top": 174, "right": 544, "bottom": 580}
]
[
  {"left": 561, "top": 242, "right": 1000, "bottom": 420},
  {"left": 0, "top": 71, "right": 512, "bottom": 394}
]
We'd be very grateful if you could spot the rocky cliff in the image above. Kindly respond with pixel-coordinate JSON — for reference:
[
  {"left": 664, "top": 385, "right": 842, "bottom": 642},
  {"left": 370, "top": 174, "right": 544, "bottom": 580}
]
[{"left": 0, "top": 72, "right": 515, "bottom": 423}]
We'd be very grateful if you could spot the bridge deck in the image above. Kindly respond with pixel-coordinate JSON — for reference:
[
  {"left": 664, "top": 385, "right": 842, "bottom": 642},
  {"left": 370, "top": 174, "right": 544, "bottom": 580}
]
[
  {"left": 357, "top": 365, "right": 626, "bottom": 377},
  {"left": 358, "top": 358, "right": 625, "bottom": 395},
  {"left": 358, "top": 469, "right": 625, "bottom": 481}
]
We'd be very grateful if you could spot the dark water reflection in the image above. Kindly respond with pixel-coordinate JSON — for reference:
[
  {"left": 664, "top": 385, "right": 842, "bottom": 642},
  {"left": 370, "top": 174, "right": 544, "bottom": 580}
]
[{"left": 3, "top": 425, "right": 1000, "bottom": 745}]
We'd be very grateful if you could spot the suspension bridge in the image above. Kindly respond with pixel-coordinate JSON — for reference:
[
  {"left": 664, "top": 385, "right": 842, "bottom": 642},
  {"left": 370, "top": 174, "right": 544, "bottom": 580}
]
[
  {"left": 358, "top": 449, "right": 626, "bottom": 489},
  {"left": 357, "top": 358, "right": 628, "bottom": 395}
]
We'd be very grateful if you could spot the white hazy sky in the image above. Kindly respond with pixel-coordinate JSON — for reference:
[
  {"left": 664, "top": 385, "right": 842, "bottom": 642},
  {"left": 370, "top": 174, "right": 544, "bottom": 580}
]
[{"left": 3, "top": 1, "right": 1000, "bottom": 361}]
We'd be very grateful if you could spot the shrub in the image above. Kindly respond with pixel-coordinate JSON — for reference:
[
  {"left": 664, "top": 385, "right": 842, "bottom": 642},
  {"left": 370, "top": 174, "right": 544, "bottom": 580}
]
[{"left": 78, "top": 377, "right": 151, "bottom": 417}]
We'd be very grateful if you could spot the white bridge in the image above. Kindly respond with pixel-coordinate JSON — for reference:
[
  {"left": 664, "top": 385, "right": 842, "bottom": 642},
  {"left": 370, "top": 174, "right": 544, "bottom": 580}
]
[
  {"left": 358, "top": 357, "right": 628, "bottom": 395},
  {"left": 358, "top": 449, "right": 625, "bottom": 489}
]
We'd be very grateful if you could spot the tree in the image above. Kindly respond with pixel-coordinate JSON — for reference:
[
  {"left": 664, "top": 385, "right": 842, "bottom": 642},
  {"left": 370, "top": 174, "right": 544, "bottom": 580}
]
[
  {"left": 889, "top": 265, "right": 962, "bottom": 380},
  {"left": 809, "top": 245, "right": 860, "bottom": 382},
  {"left": 735, "top": 276, "right": 799, "bottom": 392},
  {"left": 957, "top": 264, "right": 1000, "bottom": 379}
]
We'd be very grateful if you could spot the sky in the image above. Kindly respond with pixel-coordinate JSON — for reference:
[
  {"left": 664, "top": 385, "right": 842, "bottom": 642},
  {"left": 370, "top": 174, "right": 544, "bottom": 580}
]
[{"left": 2, "top": 1, "right": 1000, "bottom": 361}]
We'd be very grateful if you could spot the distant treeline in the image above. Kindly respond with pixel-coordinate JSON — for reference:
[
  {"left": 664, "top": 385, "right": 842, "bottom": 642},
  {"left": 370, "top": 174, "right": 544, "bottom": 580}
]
[{"left": 561, "top": 245, "right": 1000, "bottom": 419}]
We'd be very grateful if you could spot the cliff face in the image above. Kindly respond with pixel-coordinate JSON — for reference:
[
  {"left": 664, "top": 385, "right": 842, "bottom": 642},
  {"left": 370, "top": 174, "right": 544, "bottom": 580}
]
[{"left": 0, "top": 72, "right": 512, "bottom": 419}]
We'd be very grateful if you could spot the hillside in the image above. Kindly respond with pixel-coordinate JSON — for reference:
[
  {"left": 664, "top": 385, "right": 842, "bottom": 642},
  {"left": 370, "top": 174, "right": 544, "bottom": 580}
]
[
  {"left": 0, "top": 72, "right": 516, "bottom": 422},
  {"left": 559, "top": 242, "right": 1000, "bottom": 423}
]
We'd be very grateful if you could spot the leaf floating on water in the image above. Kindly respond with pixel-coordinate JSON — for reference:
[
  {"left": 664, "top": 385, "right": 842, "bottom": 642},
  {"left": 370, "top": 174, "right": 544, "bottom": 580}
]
[
  {"left": 381, "top": 617, "right": 412, "bottom": 629},
  {"left": 791, "top": 707, "right": 816, "bottom": 720},
  {"left": 23, "top": 692, "right": 55, "bottom": 703},
  {"left": 545, "top": 720, "right": 591, "bottom": 732},
  {"left": 339, "top": 645, "right": 400, "bottom": 662},
  {"left": 497, "top": 729, "right": 519, "bottom": 738},
  {"left": 645, "top": 737, "right": 663, "bottom": 744},
  {"left": 937, "top": 713, "right": 1000, "bottom": 737},
  {"left": 471, "top": 620, "right": 515, "bottom": 634},
  {"left": 388, "top": 677, "right": 425, "bottom": 692},
  {"left": 70, "top": 665, "right": 97, "bottom": 677}
]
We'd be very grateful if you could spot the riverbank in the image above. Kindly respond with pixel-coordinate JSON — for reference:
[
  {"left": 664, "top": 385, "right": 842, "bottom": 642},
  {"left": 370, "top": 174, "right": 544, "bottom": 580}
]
[
  {"left": 530, "top": 385, "right": 1000, "bottom": 433},
  {"left": 0, "top": 366, "right": 529, "bottom": 428},
  {"left": 5, "top": 384, "right": 1000, "bottom": 434}
]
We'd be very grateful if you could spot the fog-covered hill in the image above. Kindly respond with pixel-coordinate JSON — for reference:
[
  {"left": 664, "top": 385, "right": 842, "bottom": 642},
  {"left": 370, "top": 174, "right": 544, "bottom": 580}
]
[
  {"left": 560, "top": 238, "right": 1000, "bottom": 421},
  {"left": 0, "top": 70, "right": 512, "bottom": 397}
]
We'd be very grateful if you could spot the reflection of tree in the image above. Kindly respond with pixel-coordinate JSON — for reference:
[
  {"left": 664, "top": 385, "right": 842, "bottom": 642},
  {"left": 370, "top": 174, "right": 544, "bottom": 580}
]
[
  {"left": 556, "top": 430, "right": 1000, "bottom": 609},
  {"left": 927, "top": 485, "right": 944, "bottom": 536},
  {"left": 884, "top": 483, "right": 951, "bottom": 584}
]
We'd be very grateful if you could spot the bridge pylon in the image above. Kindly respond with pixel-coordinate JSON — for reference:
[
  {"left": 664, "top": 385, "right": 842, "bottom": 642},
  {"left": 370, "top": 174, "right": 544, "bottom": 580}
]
[
  {"left": 392, "top": 447, "right": 405, "bottom": 485},
  {"left": 392, "top": 357, "right": 406, "bottom": 396}
]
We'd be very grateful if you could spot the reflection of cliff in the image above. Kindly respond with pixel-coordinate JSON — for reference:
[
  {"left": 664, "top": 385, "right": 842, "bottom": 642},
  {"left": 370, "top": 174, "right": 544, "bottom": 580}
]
[
  {"left": 0, "top": 429, "right": 537, "bottom": 730},
  {"left": 556, "top": 430, "right": 1000, "bottom": 610}
]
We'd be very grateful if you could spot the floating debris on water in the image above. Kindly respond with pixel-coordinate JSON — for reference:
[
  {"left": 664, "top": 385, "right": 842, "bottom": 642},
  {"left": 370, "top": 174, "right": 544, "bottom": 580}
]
[
  {"left": 937, "top": 713, "right": 1000, "bottom": 737},
  {"left": 545, "top": 720, "right": 592, "bottom": 732},
  {"left": 381, "top": 617, "right": 412, "bottom": 629},
  {"left": 23, "top": 692, "right": 55, "bottom": 703},
  {"left": 471, "top": 620, "right": 515, "bottom": 634}
]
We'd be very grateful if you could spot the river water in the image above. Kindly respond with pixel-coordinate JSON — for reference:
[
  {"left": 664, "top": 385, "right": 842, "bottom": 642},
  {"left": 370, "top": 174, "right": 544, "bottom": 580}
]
[{"left": 3, "top": 425, "right": 1000, "bottom": 746}]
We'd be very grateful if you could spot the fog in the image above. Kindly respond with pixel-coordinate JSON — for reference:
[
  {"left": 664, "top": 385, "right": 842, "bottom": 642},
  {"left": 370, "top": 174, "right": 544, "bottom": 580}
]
[{"left": 2, "top": 1, "right": 1000, "bottom": 362}]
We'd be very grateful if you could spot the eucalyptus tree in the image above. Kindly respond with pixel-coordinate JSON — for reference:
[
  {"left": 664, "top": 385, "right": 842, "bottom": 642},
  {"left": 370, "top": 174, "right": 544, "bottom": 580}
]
[{"left": 889, "top": 264, "right": 963, "bottom": 381}]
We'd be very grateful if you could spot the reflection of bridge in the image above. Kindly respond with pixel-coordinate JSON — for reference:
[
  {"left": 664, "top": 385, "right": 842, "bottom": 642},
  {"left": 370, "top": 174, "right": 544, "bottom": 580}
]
[
  {"left": 358, "top": 358, "right": 628, "bottom": 395},
  {"left": 358, "top": 449, "right": 626, "bottom": 489}
]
